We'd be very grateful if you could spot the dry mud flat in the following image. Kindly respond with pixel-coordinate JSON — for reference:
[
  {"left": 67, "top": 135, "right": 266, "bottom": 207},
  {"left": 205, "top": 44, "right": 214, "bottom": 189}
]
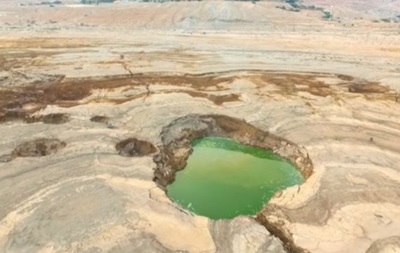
[{"left": 1, "top": 1, "right": 400, "bottom": 253}]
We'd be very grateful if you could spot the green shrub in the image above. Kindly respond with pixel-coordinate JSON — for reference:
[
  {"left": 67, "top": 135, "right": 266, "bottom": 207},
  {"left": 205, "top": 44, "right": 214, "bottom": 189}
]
[{"left": 323, "top": 11, "right": 332, "bottom": 20}]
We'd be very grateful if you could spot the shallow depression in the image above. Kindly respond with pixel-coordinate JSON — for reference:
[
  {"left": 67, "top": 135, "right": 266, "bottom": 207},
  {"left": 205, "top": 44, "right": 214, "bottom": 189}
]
[{"left": 167, "top": 137, "right": 304, "bottom": 219}]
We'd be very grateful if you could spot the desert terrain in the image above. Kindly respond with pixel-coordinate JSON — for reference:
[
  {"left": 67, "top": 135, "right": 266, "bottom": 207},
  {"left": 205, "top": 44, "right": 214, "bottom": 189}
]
[{"left": 0, "top": 0, "right": 400, "bottom": 252}]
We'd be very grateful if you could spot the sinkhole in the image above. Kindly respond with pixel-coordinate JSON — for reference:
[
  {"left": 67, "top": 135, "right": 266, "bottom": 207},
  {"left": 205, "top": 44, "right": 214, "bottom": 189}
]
[{"left": 167, "top": 137, "right": 304, "bottom": 220}]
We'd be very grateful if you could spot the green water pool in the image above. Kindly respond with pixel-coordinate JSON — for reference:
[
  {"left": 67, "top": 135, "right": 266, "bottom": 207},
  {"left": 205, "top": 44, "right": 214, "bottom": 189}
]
[{"left": 167, "top": 137, "right": 304, "bottom": 220}]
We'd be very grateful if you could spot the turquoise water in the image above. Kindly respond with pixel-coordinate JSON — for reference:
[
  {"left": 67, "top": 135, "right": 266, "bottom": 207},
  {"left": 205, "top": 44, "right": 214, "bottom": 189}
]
[{"left": 167, "top": 137, "right": 304, "bottom": 219}]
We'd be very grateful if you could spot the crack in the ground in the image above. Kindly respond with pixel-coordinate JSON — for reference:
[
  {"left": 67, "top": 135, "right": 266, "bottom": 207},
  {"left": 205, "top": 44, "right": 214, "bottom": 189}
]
[
  {"left": 145, "top": 84, "right": 151, "bottom": 99},
  {"left": 120, "top": 61, "right": 134, "bottom": 77}
]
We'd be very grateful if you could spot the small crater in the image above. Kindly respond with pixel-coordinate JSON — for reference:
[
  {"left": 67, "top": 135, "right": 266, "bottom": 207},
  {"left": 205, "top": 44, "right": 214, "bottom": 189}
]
[
  {"left": 12, "top": 138, "right": 66, "bottom": 157},
  {"left": 116, "top": 138, "right": 157, "bottom": 157},
  {"left": 25, "top": 113, "right": 71, "bottom": 124},
  {"left": 348, "top": 83, "right": 389, "bottom": 93},
  {"left": 90, "top": 115, "right": 110, "bottom": 124},
  {"left": 337, "top": 74, "right": 355, "bottom": 81}
]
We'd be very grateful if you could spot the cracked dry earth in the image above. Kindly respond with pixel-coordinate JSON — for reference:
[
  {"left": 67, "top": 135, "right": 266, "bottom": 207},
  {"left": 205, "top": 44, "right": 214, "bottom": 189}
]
[{"left": 1, "top": 1, "right": 400, "bottom": 253}]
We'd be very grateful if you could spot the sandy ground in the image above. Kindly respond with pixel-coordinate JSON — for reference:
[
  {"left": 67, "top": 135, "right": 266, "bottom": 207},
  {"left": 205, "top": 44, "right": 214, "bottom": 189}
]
[{"left": 0, "top": 1, "right": 400, "bottom": 253}]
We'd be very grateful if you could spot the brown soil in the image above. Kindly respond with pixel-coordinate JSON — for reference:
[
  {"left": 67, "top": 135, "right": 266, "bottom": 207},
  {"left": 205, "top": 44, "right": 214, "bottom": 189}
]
[
  {"left": 116, "top": 138, "right": 157, "bottom": 157},
  {"left": 348, "top": 82, "right": 390, "bottom": 93},
  {"left": 0, "top": 71, "right": 396, "bottom": 124},
  {"left": 25, "top": 113, "right": 71, "bottom": 124},
  {"left": 11, "top": 138, "right": 66, "bottom": 158}
]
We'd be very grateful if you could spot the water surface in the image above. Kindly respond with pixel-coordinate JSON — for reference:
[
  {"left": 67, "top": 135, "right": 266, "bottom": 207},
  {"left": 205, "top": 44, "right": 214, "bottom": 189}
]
[{"left": 167, "top": 137, "right": 303, "bottom": 219}]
